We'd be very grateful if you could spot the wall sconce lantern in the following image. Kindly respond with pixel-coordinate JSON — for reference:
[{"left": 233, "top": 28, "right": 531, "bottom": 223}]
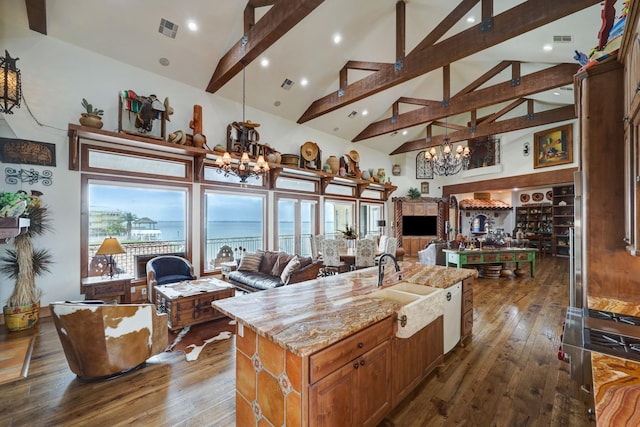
[{"left": 0, "top": 50, "right": 22, "bottom": 114}]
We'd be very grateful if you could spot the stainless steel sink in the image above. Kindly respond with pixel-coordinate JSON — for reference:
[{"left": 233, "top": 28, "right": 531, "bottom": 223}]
[{"left": 367, "top": 282, "right": 443, "bottom": 338}]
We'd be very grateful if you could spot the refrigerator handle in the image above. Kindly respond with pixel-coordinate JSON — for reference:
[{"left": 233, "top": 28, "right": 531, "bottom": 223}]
[{"left": 569, "top": 227, "right": 575, "bottom": 307}]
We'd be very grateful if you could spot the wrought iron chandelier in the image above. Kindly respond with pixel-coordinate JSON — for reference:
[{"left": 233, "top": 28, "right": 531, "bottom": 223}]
[
  {"left": 214, "top": 151, "right": 269, "bottom": 183},
  {"left": 424, "top": 137, "right": 470, "bottom": 176},
  {"left": 0, "top": 50, "right": 22, "bottom": 114},
  {"left": 213, "top": 64, "right": 269, "bottom": 184}
]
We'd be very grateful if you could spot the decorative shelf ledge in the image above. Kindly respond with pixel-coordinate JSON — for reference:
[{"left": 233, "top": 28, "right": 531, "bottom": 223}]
[{"left": 0, "top": 217, "right": 30, "bottom": 243}]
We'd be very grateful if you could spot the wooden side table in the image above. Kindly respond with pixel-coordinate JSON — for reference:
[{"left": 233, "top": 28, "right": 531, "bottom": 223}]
[
  {"left": 81, "top": 275, "right": 133, "bottom": 303},
  {"left": 220, "top": 261, "right": 237, "bottom": 281}
]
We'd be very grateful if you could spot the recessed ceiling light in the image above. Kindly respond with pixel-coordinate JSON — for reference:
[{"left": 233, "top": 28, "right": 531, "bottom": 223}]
[
  {"left": 553, "top": 91, "right": 561, "bottom": 96},
  {"left": 159, "top": 57, "right": 170, "bottom": 66},
  {"left": 543, "top": 44, "right": 553, "bottom": 51},
  {"left": 333, "top": 33, "right": 342, "bottom": 44},
  {"left": 260, "top": 58, "right": 269, "bottom": 67},
  {"left": 466, "top": 16, "right": 476, "bottom": 23},
  {"left": 402, "top": 130, "right": 408, "bottom": 135},
  {"left": 362, "top": 110, "right": 368, "bottom": 116},
  {"left": 300, "top": 78, "right": 309, "bottom": 87},
  {"left": 187, "top": 21, "right": 198, "bottom": 31}
]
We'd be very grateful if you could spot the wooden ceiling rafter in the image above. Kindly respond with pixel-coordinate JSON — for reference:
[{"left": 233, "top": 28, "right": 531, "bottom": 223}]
[
  {"left": 352, "top": 62, "right": 578, "bottom": 141},
  {"left": 297, "top": 0, "right": 600, "bottom": 124},
  {"left": 391, "top": 104, "right": 576, "bottom": 154},
  {"left": 207, "top": 0, "right": 325, "bottom": 94},
  {"left": 25, "top": 0, "right": 47, "bottom": 35}
]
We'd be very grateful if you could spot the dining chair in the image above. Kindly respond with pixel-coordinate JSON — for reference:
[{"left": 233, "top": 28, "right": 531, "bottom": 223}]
[
  {"left": 322, "top": 239, "right": 349, "bottom": 275},
  {"left": 352, "top": 238, "right": 377, "bottom": 270},
  {"left": 377, "top": 235, "right": 388, "bottom": 253},
  {"left": 314, "top": 234, "right": 325, "bottom": 260}
]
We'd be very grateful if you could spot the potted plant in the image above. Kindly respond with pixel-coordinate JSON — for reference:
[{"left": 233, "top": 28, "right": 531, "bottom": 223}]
[
  {"left": 0, "top": 193, "right": 53, "bottom": 331},
  {"left": 407, "top": 187, "right": 421, "bottom": 199},
  {"left": 341, "top": 225, "right": 358, "bottom": 240},
  {"left": 79, "top": 98, "right": 104, "bottom": 129}
]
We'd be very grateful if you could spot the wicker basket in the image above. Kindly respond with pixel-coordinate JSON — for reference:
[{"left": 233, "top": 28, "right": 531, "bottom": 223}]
[{"left": 281, "top": 154, "right": 300, "bottom": 167}]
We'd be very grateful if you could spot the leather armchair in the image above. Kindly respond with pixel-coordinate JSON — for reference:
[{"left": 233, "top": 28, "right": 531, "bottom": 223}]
[
  {"left": 146, "top": 255, "right": 195, "bottom": 301},
  {"left": 49, "top": 301, "right": 168, "bottom": 381}
]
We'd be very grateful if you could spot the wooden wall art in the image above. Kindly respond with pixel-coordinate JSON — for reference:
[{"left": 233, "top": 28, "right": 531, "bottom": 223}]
[
  {"left": 118, "top": 91, "right": 167, "bottom": 140},
  {"left": 533, "top": 124, "right": 573, "bottom": 169},
  {"left": 0, "top": 137, "right": 56, "bottom": 166}
]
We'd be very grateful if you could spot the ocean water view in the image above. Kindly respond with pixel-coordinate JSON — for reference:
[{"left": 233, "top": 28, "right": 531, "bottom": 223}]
[{"left": 155, "top": 220, "right": 316, "bottom": 240}]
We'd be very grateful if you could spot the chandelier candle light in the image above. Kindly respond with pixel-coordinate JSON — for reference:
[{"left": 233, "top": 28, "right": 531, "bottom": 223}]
[
  {"left": 424, "top": 138, "right": 470, "bottom": 176},
  {"left": 214, "top": 151, "right": 270, "bottom": 184},
  {"left": 0, "top": 50, "right": 22, "bottom": 114}
]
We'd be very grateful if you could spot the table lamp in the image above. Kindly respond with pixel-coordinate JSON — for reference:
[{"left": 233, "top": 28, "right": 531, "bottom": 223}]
[
  {"left": 377, "top": 220, "right": 386, "bottom": 236},
  {"left": 95, "top": 237, "right": 126, "bottom": 278}
]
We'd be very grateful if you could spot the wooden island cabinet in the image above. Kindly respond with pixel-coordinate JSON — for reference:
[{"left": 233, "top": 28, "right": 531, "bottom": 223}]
[{"left": 214, "top": 263, "right": 476, "bottom": 427}]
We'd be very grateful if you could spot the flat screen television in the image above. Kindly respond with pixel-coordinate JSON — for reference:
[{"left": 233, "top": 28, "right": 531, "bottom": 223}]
[{"left": 402, "top": 216, "right": 437, "bottom": 236}]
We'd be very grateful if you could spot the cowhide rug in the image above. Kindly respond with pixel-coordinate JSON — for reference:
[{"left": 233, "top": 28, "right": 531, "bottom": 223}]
[{"left": 166, "top": 317, "right": 236, "bottom": 362}]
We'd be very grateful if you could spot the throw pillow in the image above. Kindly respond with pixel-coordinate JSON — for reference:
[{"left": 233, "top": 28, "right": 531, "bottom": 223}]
[
  {"left": 259, "top": 250, "right": 279, "bottom": 274},
  {"left": 280, "top": 255, "right": 301, "bottom": 285},
  {"left": 298, "top": 256, "right": 312, "bottom": 269},
  {"left": 271, "top": 252, "right": 293, "bottom": 276},
  {"left": 238, "top": 253, "right": 262, "bottom": 272}
]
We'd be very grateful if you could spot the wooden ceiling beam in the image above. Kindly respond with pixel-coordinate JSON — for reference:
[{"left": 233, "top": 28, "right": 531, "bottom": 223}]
[
  {"left": 298, "top": 0, "right": 599, "bottom": 123},
  {"left": 456, "top": 60, "right": 513, "bottom": 96},
  {"left": 352, "top": 62, "right": 578, "bottom": 141},
  {"left": 478, "top": 98, "right": 527, "bottom": 124},
  {"left": 431, "top": 120, "right": 467, "bottom": 131},
  {"left": 442, "top": 168, "right": 577, "bottom": 197},
  {"left": 391, "top": 104, "right": 576, "bottom": 154},
  {"left": 207, "top": 0, "right": 325, "bottom": 93},
  {"left": 413, "top": 0, "right": 480, "bottom": 53},
  {"left": 397, "top": 97, "right": 441, "bottom": 107},
  {"left": 25, "top": 0, "right": 47, "bottom": 35},
  {"left": 396, "top": 1, "right": 406, "bottom": 62}
]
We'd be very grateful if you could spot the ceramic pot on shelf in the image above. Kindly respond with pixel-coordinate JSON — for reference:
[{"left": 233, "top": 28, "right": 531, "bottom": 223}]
[
  {"left": 327, "top": 156, "right": 339, "bottom": 174},
  {"left": 79, "top": 113, "right": 103, "bottom": 129}
]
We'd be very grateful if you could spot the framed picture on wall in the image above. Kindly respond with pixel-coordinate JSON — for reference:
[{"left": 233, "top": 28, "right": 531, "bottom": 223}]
[
  {"left": 533, "top": 124, "right": 573, "bottom": 169},
  {"left": 420, "top": 182, "right": 429, "bottom": 194}
]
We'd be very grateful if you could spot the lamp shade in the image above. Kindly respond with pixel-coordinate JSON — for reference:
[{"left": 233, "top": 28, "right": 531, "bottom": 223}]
[
  {"left": 377, "top": 220, "right": 386, "bottom": 227},
  {"left": 95, "top": 237, "right": 125, "bottom": 255}
]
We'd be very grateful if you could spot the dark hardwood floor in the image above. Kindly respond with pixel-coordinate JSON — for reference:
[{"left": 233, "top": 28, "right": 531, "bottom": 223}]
[{"left": 0, "top": 257, "right": 593, "bottom": 426}]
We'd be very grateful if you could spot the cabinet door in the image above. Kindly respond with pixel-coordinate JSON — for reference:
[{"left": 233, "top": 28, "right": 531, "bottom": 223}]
[
  {"left": 413, "top": 202, "right": 426, "bottom": 216},
  {"left": 309, "top": 362, "right": 355, "bottom": 427},
  {"left": 402, "top": 203, "right": 414, "bottom": 216},
  {"left": 357, "top": 340, "right": 392, "bottom": 427}
]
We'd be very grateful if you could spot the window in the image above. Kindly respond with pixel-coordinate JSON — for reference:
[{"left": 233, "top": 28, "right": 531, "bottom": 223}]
[
  {"left": 276, "top": 195, "right": 318, "bottom": 256},
  {"left": 84, "top": 178, "right": 190, "bottom": 279},
  {"left": 203, "top": 190, "right": 266, "bottom": 272},
  {"left": 324, "top": 199, "right": 355, "bottom": 238},
  {"left": 360, "top": 202, "right": 384, "bottom": 238}
]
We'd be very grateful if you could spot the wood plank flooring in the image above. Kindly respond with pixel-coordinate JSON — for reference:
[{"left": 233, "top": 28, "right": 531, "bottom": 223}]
[{"left": 0, "top": 257, "right": 594, "bottom": 426}]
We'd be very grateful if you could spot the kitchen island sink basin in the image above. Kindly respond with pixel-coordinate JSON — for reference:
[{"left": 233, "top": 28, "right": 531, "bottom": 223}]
[{"left": 367, "top": 282, "right": 443, "bottom": 338}]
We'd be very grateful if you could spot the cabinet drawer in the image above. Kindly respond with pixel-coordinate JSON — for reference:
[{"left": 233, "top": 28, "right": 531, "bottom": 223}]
[
  {"left": 483, "top": 254, "right": 498, "bottom": 262},
  {"left": 462, "top": 288, "right": 473, "bottom": 312},
  {"left": 465, "top": 255, "right": 482, "bottom": 263},
  {"left": 84, "top": 283, "right": 124, "bottom": 298},
  {"left": 310, "top": 316, "right": 393, "bottom": 384},
  {"left": 462, "top": 309, "right": 473, "bottom": 337},
  {"left": 499, "top": 253, "right": 514, "bottom": 261},
  {"left": 516, "top": 253, "right": 531, "bottom": 260}
]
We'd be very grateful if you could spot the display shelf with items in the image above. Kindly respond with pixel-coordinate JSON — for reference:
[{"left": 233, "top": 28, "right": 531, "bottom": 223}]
[
  {"left": 514, "top": 203, "right": 552, "bottom": 256},
  {"left": 552, "top": 184, "right": 574, "bottom": 257}
]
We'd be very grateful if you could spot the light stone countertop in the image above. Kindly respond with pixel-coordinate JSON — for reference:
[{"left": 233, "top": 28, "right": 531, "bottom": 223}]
[{"left": 213, "top": 262, "right": 476, "bottom": 357}]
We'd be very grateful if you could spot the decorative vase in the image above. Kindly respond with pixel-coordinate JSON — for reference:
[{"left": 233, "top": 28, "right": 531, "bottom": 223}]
[
  {"left": 274, "top": 151, "right": 282, "bottom": 164},
  {"left": 377, "top": 168, "right": 386, "bottom": 183},
  {"left": 79, "top": 113, "right": 103, "bottom": 129},
  {"left": 3, "top": 301, "right": 40, "bottom": 332},
  {"left": 361, "top": 169, "right": 371, "bottom": 180},
  {"left": 339, "top": 167, "right": 347, "bottom": 177},
  {"left": 392, "top": 164, "right": 401, "bottom": 176},
  {"left": 327, "top": 156, "right": 339, "bottom": 174}
]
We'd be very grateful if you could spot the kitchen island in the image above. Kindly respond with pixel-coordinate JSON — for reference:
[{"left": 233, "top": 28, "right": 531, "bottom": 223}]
[
  {"left": 213, "top": 262, "right": 476, "bottom": 426},
  {"left": 443, "top": 247, "right": 537, "bottom": 277}
]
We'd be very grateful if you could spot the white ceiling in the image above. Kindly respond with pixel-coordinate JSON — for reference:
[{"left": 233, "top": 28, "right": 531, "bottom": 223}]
[{"left": 1, "top": 0, "right": 605, "bottom": 154}]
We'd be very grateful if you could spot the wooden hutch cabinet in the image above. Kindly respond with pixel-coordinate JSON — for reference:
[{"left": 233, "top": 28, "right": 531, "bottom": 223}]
[{"left": 393, "top": 197, "right": 447, "bottom": 257}]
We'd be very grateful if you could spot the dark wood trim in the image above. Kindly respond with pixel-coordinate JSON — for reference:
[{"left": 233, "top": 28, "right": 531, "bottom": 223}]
[
  {"left": 354, "top": 63, "right": 578, "bottom": 141},
  {"left": 456, "top": 60, "right": 513, "bottom": 96},
  {"left": 412, "top": 0, "right": 480, "bottom": 53},
  {"left": 25, "top": 0, "right": 46, "bottom": 35},
  {"left": 207, "top": 0, "right": 326, "bottom": 93},
  {"left": 441, "top": 167, "right": 578, "bottom": 196},
  {"left": 298, "top": 0, "right": 599, "bottom": 123},
  {"left": 396, "top": 0, "right": 406, "bottom": 61},
  {"left": 392, "top": 104, "right": 576, "bottom": 154},
  {"left": 397, "top": 97, "right": 441, "bottom": 108}
]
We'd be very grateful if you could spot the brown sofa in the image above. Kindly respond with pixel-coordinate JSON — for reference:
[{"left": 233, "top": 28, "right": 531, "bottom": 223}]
[{"left": 227, "top": 250, "right": 322, "bottom": 293}]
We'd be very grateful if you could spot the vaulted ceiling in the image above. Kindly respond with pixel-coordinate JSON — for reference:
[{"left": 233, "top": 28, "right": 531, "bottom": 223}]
[{"left": 3, "top": 0, "right": 607, "bottom": 155}]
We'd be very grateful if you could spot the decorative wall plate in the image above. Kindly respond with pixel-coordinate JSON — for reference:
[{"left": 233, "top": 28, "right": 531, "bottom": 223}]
[
  {"left": 520, "top": 193, "right": 530, "bottom": 203},
  {"left": 532, "top": 192, "right": 544, "bottom": 202},
  {"left": 546, "top": 190, "right": 553, "bottom": 201}
]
